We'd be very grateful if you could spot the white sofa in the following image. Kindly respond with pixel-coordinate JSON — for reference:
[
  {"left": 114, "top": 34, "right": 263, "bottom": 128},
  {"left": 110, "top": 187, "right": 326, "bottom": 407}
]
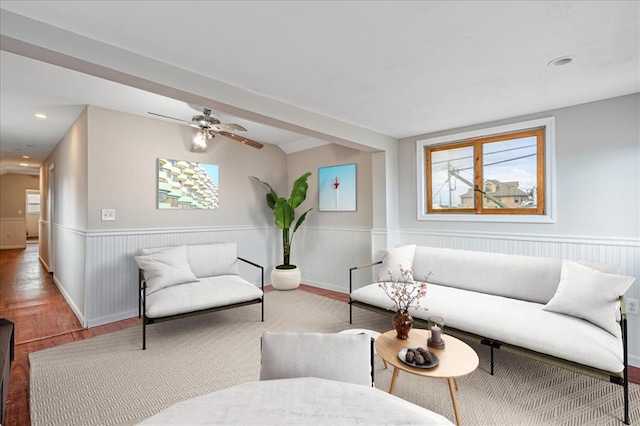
[
  {"left": 349, "top": 245, "right": 635, "bottom": 424},
  {"left": 135, "top": 243, "right": 264, "bottom": 349}
]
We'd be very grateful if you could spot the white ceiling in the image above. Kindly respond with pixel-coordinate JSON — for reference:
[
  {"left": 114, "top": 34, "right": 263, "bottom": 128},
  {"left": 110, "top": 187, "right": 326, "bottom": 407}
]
[{"left": 1, "top": 1, "right": 638, "bottom": 175}]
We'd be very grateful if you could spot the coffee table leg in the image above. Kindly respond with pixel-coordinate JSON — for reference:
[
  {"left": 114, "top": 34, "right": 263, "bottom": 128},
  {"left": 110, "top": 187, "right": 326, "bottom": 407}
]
[
  {"left": 448, "top": 378, "right": 461, "bottom": 425},
  {"left": 389, "top": 367, "right": 400, "bottom": 394}
]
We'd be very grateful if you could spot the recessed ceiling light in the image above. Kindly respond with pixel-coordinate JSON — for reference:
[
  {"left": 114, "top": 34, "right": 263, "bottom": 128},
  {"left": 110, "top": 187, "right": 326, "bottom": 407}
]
[
  {"left": 19, "top": 163, "right": 30, "bottom": 167},
  {"left": 547, "top": 56, "right": 574, "bottom": 67},
  {"left": 34, "top": 113, "right": 48, "bottom": 119},
  {"left": 22, "top": 155, "right": 30, "bottom": 159}
]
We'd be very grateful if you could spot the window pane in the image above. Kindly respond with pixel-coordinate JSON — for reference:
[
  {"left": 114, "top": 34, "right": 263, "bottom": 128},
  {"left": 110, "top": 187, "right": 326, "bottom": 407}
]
[
  {"left": 430, "top": 145, "right": 474, "bottom": 210},
  {"left": 27, "top": 193, "right": 41, "bottom": 213},
  {"left": 482, "top": 136, "right": 537, "bottom": 210}
]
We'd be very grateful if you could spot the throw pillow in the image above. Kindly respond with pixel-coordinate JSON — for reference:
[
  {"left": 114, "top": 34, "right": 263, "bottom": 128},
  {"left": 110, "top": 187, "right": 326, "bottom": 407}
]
[
  {"left": 377, "top": 244, "right": 416, "bottom": 282},
  {"left": 543, "top": 260, "right": 635, "bottom": 335},
  {"left": 134, "top": 245, "right": 199, "bottom": 295}
]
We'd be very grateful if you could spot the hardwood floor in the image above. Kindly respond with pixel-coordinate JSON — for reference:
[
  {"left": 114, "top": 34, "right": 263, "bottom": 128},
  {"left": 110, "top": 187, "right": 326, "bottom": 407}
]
[{"left": 0, "top": 246, "right": 638, "bottom": 426}]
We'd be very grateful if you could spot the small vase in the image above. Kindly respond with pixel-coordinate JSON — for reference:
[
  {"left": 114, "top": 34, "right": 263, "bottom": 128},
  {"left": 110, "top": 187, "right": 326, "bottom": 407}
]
[{"left": 392, "top": 310, "right": 413, "bottom": 340}]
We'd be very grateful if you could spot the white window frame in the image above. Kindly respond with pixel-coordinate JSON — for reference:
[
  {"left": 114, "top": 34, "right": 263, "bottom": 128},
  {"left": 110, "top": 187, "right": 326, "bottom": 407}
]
[{"left": 416, "top": 117, "right": 556, "bottom": 223}]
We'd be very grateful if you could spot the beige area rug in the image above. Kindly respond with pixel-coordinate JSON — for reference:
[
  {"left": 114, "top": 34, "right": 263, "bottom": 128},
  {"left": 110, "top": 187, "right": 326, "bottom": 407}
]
[{"left": 30, "top": 290, "right": 638, "bottom": 426}]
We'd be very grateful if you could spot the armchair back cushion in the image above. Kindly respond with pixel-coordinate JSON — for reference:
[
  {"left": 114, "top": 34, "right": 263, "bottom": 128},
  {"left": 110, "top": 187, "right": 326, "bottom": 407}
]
[
  {"left": 135, "top": 245, "right": 199, "bottom": 295},
  {"left": 186, "top": 243, "right": 239, "bottom": 278},
  {"left": 260, "top": 332, "right": 372, "bottom": 387}
]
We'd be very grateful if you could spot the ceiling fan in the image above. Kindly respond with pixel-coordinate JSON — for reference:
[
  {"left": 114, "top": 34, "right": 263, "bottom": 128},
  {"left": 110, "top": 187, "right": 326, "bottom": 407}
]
[{"left": 148, "top": 108, "right": 264, "bottom": 150}]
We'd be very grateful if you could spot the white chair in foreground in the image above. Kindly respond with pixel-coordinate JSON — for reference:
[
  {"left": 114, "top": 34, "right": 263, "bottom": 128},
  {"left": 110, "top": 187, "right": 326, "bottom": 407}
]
[{"left": 260, "top": 331, "right": 374, "bottom": 386}]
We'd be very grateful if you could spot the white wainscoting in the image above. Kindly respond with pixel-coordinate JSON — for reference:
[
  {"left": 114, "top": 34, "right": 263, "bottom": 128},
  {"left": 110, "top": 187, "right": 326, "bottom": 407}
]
[
  {"left": 84, "top": 226, "right": 278, "bottom": 327},
  {"left": 53, "top": 224, "right": 87, "bottom": 326},
  {"left": 37, "top": 222, "right": 640, "bottom": 367},
  {"left": 39, "top": 220, "right": 50, "bottom": 271},
  {"left": 293, "top": 226, "right": 373, "bottom": 294},
  {"left": 398, "top": 229, "right": 640, "bottom": 367},
  {"left": 0, "top": 217, "right": 26, "bottom": 249}
]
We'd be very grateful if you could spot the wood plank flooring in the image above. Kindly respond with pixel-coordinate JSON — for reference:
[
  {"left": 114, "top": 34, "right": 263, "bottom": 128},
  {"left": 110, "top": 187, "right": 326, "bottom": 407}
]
[{"left": 0, "top": 245, "right": 638, "bottom": 426}]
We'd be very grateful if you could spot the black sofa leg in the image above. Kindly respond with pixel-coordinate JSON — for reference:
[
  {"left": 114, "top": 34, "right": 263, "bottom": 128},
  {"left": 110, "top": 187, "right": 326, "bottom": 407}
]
[
  {"left": 142, "top": 318, "right": 146, "bottom": 350},
  {"left": 490, "top": 344, "right": 495, "bottom": 375},
  {"left": 624, "top": 379, "right": 629, "bottom": 425},
  {"left": 349, "top": 302, "right": 353, "bottom": 324}
]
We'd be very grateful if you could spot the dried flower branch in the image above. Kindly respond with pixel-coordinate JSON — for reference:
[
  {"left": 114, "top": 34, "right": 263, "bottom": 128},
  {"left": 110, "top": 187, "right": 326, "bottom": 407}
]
[{"left": 378, "top": 268, "right": 432, "bottom": 313}]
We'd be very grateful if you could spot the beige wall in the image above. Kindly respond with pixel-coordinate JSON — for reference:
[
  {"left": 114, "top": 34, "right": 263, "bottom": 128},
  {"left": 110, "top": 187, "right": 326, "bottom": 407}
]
[
  {"left": 287, "top": 143, "right": 373, "bottom": 228},
  {"left": 0, "top": 173, "right": 39, "bottom": 218},
  {"left": 40, "top": 107, "right": 89, "bottom": 230},
  {"left": 0, "top": 173, "right": 40, "bottom": 248},
  {"left": 86, "top": 106, "right": 287, "bottom": 230}
]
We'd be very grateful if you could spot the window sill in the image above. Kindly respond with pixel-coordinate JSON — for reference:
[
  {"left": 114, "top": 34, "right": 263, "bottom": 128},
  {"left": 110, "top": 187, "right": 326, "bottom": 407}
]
[{"left": 417, "top": 213, "right": 555, "bottom": 223}]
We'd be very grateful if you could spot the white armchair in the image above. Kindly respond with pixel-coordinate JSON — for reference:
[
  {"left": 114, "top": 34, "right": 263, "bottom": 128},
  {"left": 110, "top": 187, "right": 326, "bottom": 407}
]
[{"left": 259, "top": 332, "right": 374, "bottom": 387}]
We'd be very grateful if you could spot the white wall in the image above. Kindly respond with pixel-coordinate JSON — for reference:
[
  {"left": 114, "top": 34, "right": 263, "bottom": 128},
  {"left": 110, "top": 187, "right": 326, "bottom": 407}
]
[
  {"left": 40, "top": 107, "right": 89, "bottom": 324},
  {"left": 398, "top": 93, "right": 640, "bottom": 366},
  {"left": 399, "top": 93, "right": 639, "bottom": 238}
]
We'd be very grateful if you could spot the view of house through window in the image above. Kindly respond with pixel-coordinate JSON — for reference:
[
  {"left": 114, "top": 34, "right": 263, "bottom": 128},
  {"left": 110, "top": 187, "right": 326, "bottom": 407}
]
[{"left": 425, "top": 127, "right": 545, "bottom": 215}]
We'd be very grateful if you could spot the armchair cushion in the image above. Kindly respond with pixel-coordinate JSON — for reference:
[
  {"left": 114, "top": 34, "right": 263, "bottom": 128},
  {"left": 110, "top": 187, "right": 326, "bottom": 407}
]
[
  {"left": 135, "top": 245, "right": 199, "bottom": 295},
  {"left": 260, "top": 332, "right": 372, "bottom": 386},
  {"left": 187, "top": 243, "right": 239, "bottom": 278}
]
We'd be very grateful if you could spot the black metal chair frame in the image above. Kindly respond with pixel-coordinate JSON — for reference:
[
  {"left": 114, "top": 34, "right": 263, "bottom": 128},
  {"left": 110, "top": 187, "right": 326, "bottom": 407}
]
[
  {"left": 349, "top": 262, "right": 630, "bottom": 425},
  {"left": 139, "top": 256, "right": 264, "bottom": 350}
]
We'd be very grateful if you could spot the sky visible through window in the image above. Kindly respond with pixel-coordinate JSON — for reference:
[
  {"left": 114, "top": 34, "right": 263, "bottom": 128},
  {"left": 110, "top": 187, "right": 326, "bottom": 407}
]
[{"left": 430, "top": 136, "right": 537, "bottom": 208}]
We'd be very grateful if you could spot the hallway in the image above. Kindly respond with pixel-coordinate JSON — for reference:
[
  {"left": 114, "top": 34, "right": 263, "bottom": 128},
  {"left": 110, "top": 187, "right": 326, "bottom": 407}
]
[
  {"left": 0, "top": 244, "right": 83, "bottom": 343},
  {"left": 0, "top": 244, "right": 140, "bottom": 426}
]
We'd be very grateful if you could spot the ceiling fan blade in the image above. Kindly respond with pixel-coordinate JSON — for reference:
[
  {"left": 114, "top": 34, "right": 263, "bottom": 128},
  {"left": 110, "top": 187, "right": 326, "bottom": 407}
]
[
  {"left": 215, "top": 123, "right": 247, "bottom": 132},
  {"left": 218, "top": 131, "right": 264, "bottom": 149},
  {"left": 147, "top": 112, "right": 192, "bottom": 124}
]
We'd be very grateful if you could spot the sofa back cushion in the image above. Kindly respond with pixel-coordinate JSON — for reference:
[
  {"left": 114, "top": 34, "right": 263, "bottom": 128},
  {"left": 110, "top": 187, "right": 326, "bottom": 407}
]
[
  {"left": 411, "top": 246, "right": 618, "bottom": 304},
  {"left": 135, "top": 245, "right": 199, "bottom": 295},
  {"left": 186, "top": 243, "right": 239, "bottom": 278}
]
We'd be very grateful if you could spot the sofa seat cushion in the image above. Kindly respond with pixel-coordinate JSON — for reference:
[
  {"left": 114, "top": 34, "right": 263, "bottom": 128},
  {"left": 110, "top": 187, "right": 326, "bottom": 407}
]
[
  {"left": 146, "top": 275, "right": 263, "bottom": 319},
  {"left": 351, "top": 283, "right": 623, "bottom": 373}
]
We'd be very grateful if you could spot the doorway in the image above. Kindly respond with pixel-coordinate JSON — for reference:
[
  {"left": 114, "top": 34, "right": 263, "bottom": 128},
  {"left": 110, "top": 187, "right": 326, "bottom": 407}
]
[
  {"left": 48, "top": 163, "right": 55, "bottom": 274},
  {"left": 25, "top": 189, "right": 40, "bottom": 244}
]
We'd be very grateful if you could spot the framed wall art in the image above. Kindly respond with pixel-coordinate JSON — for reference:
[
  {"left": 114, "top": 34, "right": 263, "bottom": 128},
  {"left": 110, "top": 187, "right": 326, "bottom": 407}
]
[
  {"left": 157, "top": 158, "right": 219, "bottom": 209},
  {"left": 318, "top": 163, "right": 356, "bottom": 212}
]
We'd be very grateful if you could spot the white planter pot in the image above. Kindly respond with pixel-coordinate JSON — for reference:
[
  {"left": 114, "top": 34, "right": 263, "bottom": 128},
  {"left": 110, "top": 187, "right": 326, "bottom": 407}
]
[{"left": 271, "top": 267, "right": 301, "bottom": 290}]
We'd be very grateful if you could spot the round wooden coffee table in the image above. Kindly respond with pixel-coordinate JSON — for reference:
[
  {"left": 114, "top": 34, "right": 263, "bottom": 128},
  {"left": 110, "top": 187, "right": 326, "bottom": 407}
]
[{"left": 375, "top": 329, "right": 479, "bottom": 426}]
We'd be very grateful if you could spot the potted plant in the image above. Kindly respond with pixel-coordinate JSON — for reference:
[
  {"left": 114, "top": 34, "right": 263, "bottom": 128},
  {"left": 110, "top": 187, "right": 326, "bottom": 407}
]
[{"left": 251, "top": 172, "right": 313, "bottom": 290}]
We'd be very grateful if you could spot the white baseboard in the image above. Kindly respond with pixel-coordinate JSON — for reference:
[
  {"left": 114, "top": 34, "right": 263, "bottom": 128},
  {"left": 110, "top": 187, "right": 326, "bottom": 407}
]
[
  {"left": 87, "top": 309, "right": 139, "bottom": 328},
  {"left": 629, "top": 354, "right": 640, "bottom": 368},
  {"left": 301, "top": 280, "right": 348, "bottom": 295},
  {"left": 39, "top": 255, "right": 50, "bottom": 273},
  {"left": 52, "top": 275, "right": 86, "bottom": 328},
  {"left": 0, "top": 244, "right": 26, "bottom": 249}
]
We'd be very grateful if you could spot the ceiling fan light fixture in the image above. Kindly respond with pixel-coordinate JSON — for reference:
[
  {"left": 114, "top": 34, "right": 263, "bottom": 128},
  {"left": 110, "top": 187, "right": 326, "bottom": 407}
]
[{"left": 192, "top": 129, "right": 212, "bottom": 152}]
